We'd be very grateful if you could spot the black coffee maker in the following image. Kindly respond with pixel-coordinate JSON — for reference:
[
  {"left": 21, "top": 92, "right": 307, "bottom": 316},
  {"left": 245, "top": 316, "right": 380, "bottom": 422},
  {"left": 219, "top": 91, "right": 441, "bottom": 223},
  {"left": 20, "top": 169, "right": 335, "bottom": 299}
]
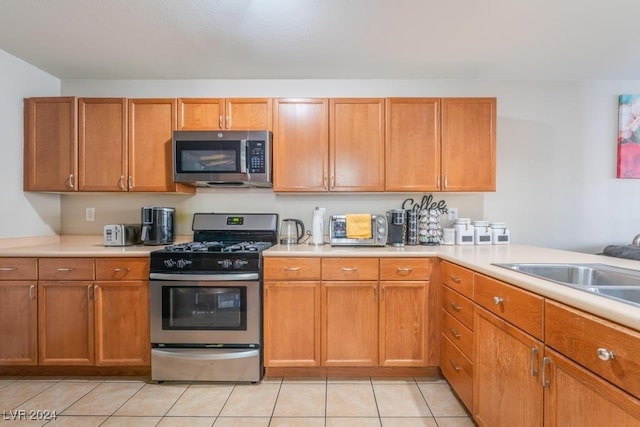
[{"left": 386, "top": 209, "right": 406, "bottom": 247}]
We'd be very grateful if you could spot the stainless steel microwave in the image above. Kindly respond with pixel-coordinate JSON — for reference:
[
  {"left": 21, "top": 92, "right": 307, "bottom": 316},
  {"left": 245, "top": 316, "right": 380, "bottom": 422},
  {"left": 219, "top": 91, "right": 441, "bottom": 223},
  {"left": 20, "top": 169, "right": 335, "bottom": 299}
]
[{"left": 173, "top": 130, "right": 272, "bottom": 187}]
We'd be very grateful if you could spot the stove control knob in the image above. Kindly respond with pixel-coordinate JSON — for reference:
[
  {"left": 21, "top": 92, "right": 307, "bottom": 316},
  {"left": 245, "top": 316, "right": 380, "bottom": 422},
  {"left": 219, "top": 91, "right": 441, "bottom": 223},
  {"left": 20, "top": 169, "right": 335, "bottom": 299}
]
[
  {"left": 234, "top": 259, "right": 249, "bottom": 269},
  {"left": 218, "top": 259, "right": 233, "bottom": 269}
]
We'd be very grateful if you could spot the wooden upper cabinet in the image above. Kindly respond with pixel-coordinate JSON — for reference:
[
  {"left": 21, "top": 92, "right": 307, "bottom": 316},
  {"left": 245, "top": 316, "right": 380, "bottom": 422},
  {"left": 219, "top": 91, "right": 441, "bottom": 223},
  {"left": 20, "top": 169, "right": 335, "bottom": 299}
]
[
  {"left": 78, "top": 98, "right": 128, "bottom": 191},
  {"left": 273, "top": 98, "right": 329, "bottom": 191},
  {"left": 385, "top": 98, "right": 440, "bottom": 191},
  {"left": 441, "top": 98, "right": 496, "bottom": 191},
  {"left": 128, "top": 98, "right": 193, "bottom": 193},
  {"left": 330, "top": 98, "right": 385, "bottom": 191},
  {"left": 24, "top": 97, "right": 78, "bottom": 191},
  {"left": 178, "top": 98, "right": 272, "bottom": 130}
]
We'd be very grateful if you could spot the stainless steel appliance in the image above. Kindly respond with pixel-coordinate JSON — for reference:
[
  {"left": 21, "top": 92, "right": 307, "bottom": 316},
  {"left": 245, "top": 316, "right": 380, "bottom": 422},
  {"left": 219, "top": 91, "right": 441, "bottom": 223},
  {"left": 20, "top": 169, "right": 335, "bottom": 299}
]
[
  {"left": 141, "top": 207, "right": 175, "bottom": 246},
  {"left": 173, "top": 130, "right": 272, "bottom": 187},
  {"left": 386, "top": 209, "right": 406, "bottom": 247},
  {"left": 103, "top": 224, "right": 140, "bottom": 246},
  {"left": 329, "top": 214, "right": 388, "bottom": 246},
  {"left": 149, "top": 212, "right": 278, "bottom": 382},
  {"left": 279, "top": 218, "right": 305, "bottom": 244}
]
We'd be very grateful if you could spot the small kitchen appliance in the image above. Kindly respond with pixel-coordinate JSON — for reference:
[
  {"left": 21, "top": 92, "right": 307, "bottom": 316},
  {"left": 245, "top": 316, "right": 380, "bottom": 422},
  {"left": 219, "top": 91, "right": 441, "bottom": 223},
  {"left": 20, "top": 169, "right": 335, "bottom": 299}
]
[
  {"left": 329, "top": 214, "right": 388, "bottom": 246},
  {"left": 103, "top": 224, "right": 140, "bottom": 246},
  {"left": 141, "top": 207, "right": 175, "bottom": 246},
  {"left": 386, "top": 209, "right": 406, "bottom": 247},
  {"left": 149, "top": 212, "right": 278, "bottom": 382},
  {"left": 279, "top": 218, "right": 305, "bottom": 244}
]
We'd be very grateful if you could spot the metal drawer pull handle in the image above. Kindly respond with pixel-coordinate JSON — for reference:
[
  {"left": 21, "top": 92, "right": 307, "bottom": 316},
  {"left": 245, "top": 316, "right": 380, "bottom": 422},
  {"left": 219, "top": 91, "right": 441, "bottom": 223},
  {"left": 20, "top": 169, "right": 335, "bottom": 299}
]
[
  {"left": 113, "top": 268, "right": 131, "bottom": 272},
  {"left": 449, "top": 359, "right": 461, "bottom": 372},
  {"left": 449, "top": 302, "right": 462, "bottom": 312},
  {"left": 29, "top": 284, "right": 35, "bottom": 300},
  {"left": 493, "top": 296, "right": 504, "bottom": 305},
  {"left": 342, "top": 267, "right": 358, "bottom": 271},
  {"left": 57, "top": 267, "right": 74, "bottom": 272},
  {"left": 449, "top": 328, "right": 461, "bottom": 339},
  {"left": 597, "top": 348, "right": 615, "bottom": 361},
  {"left": 530, "top": 347, "right": 539, "bottom": 377},
  {"left": 397, "top": 267, "right": 413, "bottom": 273},
  {"left": 284, "top": 267, "right": 300, "bottom": 271},
  {"left": 451, "top": 275, "right": 461, "bottom": 283},
  {"left": 0, "top": 267, "right": 17, "bottom": 271}
]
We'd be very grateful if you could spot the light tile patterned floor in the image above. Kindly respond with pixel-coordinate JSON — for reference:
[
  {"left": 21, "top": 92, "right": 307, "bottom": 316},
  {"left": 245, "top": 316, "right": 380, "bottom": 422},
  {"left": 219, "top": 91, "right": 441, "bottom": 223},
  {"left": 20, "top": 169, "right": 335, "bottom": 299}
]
[{"left": 0, "top": 376, "right": 474, "bottom": 426}]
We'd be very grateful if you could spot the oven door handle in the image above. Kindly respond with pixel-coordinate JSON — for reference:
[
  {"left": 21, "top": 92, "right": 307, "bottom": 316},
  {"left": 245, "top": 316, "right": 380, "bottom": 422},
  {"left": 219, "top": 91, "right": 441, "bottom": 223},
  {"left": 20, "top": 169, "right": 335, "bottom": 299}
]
[
  {"left": 152, "top": 348, "right": 259, "bottom": 361},
  {"left": 149, "top": 273, "right": 259, "bottom": 281}
]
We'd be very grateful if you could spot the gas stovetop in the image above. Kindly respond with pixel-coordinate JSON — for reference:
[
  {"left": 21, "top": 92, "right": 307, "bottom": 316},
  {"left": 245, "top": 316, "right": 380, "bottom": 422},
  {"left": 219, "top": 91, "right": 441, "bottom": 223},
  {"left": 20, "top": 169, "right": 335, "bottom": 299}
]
[{"left": 149, "top": 213, "right": 278, "bottom": 275}]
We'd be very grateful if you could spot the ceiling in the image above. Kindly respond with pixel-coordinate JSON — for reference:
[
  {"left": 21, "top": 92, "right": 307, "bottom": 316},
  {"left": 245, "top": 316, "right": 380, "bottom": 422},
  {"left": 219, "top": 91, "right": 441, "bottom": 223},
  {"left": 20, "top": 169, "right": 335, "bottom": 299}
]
[{"left": 1, "top": 0, "right": 638, "bottom": 81}]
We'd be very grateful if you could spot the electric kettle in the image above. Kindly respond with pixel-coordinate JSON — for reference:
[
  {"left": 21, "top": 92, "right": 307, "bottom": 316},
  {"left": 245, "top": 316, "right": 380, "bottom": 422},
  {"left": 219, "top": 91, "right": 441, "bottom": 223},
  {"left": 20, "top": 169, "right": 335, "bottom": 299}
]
[{"left": 279, "top": 218, "right": 305, "bottom": 245}]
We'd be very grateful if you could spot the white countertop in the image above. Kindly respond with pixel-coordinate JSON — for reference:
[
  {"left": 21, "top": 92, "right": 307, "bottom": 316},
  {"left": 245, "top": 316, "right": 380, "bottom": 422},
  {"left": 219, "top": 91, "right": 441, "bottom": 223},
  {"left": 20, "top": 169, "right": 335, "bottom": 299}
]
[{"left": 265, "top": 243, "right": 640, "bottom": 332}]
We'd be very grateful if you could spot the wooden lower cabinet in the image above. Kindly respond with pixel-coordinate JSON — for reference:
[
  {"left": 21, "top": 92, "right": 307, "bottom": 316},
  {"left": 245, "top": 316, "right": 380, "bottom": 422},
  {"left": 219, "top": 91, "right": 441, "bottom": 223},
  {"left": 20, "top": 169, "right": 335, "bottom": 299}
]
[
  {"left": 543, "top": 348, "right": 640, "bottom": 426},
  {"left": 473, "top": 306, "right": 543, "bottom": 427},
  {"left": 94, "top": 281, "right": 149, "bottom": 366},
  {"left": 379, "top": 281, "right": 428, "bottom": 366},
  {"left": 263, "top": 281, "right": 321, "bottom": 367},
  {"left": 322, "top": 281, "right": 378, "bottom": 366},
  {"left": 38, "top": 281, "right": 95, "bottom": 365},
  {"left": 0, "top": 281, "right": 37, "bottom": 365}
]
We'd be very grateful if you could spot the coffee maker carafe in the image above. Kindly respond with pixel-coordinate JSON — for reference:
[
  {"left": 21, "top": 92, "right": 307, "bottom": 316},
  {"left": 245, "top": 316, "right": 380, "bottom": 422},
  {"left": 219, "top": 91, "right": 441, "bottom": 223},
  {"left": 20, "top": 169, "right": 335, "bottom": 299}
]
[{"left": 141, "top": 207, "right": 175, "bottom": 245}]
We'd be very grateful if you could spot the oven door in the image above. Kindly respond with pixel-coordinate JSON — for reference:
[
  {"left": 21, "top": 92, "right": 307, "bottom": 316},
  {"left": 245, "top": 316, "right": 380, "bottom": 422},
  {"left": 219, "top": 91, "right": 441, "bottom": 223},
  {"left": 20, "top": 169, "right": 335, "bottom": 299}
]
[{"left": 150, "top": 279, "right": 260, "bottom": 346}]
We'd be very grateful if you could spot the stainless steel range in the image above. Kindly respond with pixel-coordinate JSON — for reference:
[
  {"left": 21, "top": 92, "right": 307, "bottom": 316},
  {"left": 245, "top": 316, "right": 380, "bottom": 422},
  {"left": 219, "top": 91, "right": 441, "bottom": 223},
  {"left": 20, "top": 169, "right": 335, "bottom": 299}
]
[{"left": 149, "top": 212, "right": 278, "bottom": 382}]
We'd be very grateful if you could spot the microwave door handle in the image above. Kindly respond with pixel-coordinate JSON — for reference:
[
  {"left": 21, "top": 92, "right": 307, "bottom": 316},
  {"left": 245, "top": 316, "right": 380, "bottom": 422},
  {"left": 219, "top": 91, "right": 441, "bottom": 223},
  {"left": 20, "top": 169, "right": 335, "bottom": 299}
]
[{"left": 240, "top": 140, "right": 247, "bottom": 173}]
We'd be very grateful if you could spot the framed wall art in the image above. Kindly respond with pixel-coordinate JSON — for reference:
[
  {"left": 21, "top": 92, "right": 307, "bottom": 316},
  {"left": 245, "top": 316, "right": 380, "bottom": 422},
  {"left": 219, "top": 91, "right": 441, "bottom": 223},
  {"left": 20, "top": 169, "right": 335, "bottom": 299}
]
[{"left": 617, "top": 94, "right": 640, "bottom": 178}]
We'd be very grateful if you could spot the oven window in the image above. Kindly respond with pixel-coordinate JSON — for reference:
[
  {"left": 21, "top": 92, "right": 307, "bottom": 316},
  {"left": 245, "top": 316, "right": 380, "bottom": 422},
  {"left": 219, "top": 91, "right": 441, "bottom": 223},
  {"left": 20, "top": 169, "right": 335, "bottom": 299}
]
[{"left": 162, "top": 286, "right": 247, "bottom": 330}]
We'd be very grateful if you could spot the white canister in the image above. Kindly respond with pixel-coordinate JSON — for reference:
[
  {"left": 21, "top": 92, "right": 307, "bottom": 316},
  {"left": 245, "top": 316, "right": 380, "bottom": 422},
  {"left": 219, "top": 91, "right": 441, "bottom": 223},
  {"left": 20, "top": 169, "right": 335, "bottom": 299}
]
[
  {"left": 454, "top": 218, "right": 474, "bottom": 245},
  {"left": 490, "top": 222, "right": 510, "bottom": 244},
  {"left": 473, "top": 220, "right": 492, "bottom": 245},
  {"left": 443, "top": 228, "right": 455, "bottom": 245}
]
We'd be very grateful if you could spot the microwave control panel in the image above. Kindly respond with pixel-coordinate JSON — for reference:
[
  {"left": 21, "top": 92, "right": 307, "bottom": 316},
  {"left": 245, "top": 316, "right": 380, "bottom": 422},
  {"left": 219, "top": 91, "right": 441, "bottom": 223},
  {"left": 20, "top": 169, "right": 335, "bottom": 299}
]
[{"left": 248, "top": 141, "right": 266, "bottom": 173}]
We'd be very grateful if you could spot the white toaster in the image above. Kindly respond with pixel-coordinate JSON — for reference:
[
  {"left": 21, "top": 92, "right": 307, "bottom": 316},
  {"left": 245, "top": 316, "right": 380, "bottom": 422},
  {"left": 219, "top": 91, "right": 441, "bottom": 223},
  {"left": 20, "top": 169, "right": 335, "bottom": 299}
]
[{"left": 103, "top": 224, "right": 141, "bottom": 246}]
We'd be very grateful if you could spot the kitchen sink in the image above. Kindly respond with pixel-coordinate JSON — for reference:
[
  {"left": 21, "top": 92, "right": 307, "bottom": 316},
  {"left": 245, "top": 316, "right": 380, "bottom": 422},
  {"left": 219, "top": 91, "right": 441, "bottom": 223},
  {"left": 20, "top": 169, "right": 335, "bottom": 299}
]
[{"left": 493, "top": 262, "right": 640, "bottom": 307}]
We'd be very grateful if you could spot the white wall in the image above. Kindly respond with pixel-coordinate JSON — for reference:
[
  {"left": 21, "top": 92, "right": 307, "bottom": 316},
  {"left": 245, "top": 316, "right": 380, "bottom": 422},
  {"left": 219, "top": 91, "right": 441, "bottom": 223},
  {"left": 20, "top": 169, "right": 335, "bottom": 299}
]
[
  {"left": 0, "top": 50, "right": 61, "bottom": 238},
  {"left": 51, "top": 78, "right": 640, "bottom": 253}
]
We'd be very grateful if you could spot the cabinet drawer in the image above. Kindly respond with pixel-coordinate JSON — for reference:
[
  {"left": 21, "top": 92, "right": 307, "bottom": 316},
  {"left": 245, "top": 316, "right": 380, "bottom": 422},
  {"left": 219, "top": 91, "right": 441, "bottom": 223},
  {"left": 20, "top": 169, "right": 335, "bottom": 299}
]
[
  {"left": 322, "top": 258, "right": 378, "bottom": 281},
  {"left": 264, "top": 258, "right": 321, "bottom": 280},
  {"left": 441, "top": 334, "right": 473, "bottom": 411},
  {"left": 380, "top": 258, "right": 432, "bottom": 281},
  {"left": 95, "top": 258, "right": 149, "bottom": 281},
  {"left": 442, "top": 285, "right": 474, "bottom": 329},
  {"left": 39, "top": 258, "right": 94, "bottom": 280},
  {"left": 545, "top": 300, "right": 640, "bottom": 399},
  {"left": 441, "top": 261, "right": 474, "bottom": 299},
  {"left": 0, "top": 258, "right": 37, "bottom": 280},
  {"left": 475, "top": 274, "right": 543, "bottom": 340},
  {"left": 442, "top": 309, "right": 474, "bottom": 360}
]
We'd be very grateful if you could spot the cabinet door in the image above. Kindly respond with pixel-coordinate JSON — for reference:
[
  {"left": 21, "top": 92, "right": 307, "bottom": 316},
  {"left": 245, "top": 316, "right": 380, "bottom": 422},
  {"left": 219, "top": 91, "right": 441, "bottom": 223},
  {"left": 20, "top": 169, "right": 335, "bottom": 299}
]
[
  {"left": 226, "top": 98, "right": 272, "bottom": 130},
  {"left": 273, "top": 98, "right": 329, "bottom": 191},
  {"left": 23, "top": 97, "right": 78, "bottom": 191},
  {"left": 94, "top": 281, "right": 150, "bottom": 366},
  {"left": 322, "top": 281, "right": 378, "bottom": 366},
  {"left": 78, "top": 98, "right": 128, "bottom": 191},
  {"left": 385, "top": 98, "right": 440, "bottom": 191},
  {"left": 543, "top": 348, "right": 640, "bottom": 427},
  {"left": 38, "top": 281, "right": 94, "bottom": 365},
  {"left": 473, "top": 307, "right": 543, "bottom": 427},
  {"left": 0, "top": 282, "right": 37, "bottom": 365},
  {"left": 330, "top": 98, "right": 385, "bottom": 191},
  {"left": 441, "top": 98, "right": 496, "bottom": 191},
  {"left": 263, "top": 281, "right": 321, "bottom": 367},
  {"left": 177, "top": 98, "right": 224, "bottom": 130},
  {"left": 379, "top": 281, "right": 428, "bottom": 366},
  {"left": 128, "top": 98, "right": 192, "bottom": 192}
]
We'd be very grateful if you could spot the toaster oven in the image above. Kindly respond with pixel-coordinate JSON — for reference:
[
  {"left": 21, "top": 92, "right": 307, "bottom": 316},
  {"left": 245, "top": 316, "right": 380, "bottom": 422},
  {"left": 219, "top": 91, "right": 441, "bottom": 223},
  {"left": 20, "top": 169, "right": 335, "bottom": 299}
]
[{"left": 329, "top": 214, "right": 388, "bottom": 246}]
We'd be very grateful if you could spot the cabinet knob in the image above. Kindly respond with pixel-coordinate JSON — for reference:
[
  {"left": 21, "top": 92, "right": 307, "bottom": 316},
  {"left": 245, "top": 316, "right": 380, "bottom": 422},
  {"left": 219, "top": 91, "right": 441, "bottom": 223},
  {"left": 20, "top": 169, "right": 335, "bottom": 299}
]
[
  {"left": 449, "top": 328, "right": 461, "bottom": 339},
  {"left": 449, "top": 301, "right": 461, "bottom": 312},
  {"left": 449, "top": 358, "right": 461, "bottom": 372},
  {"left": 451, "top": 275, "right": 461, "bottom": 283},
  {"left": 597, "top": 348, "right": 615, "bottom": 361},
  {"left": 493, "top": 296, "right": 504, "bottom": 305}
]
